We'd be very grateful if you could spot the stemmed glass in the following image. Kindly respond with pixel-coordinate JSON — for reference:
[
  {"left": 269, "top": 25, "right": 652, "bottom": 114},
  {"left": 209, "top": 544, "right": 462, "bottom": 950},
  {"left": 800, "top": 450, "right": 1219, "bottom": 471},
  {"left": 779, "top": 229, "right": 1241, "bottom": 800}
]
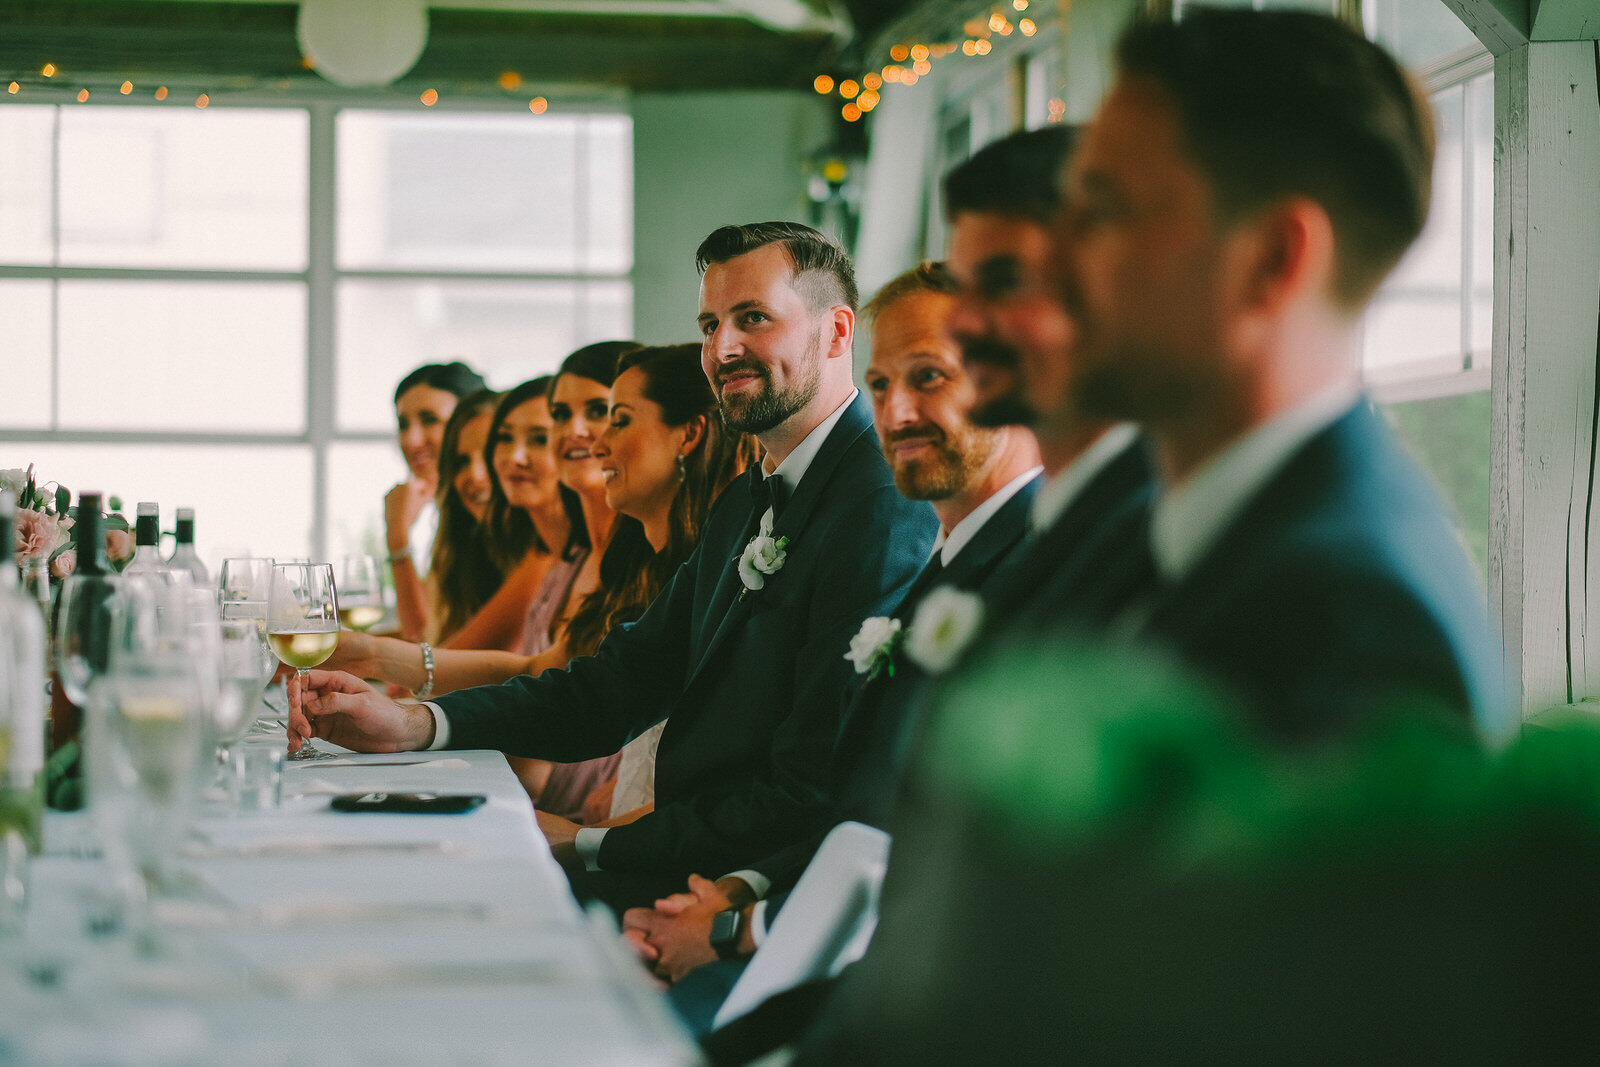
[
  {"left": 54, "top": 570, "right": 124, "bottom": 711},
  {"left": 85, "top": 580, "right": 210, "bottom": 932},
  {"left": 218, "top": 557, "right": 275, "bottom": 615},
  {"left": 337, "top": 555, "right": 385, "bottom": 632},
  {"left": 212, "top": 616, "right": 277, "bottom": 786},
  {"left": 266, "top": 563, "right": 339, "bottom": 691}
]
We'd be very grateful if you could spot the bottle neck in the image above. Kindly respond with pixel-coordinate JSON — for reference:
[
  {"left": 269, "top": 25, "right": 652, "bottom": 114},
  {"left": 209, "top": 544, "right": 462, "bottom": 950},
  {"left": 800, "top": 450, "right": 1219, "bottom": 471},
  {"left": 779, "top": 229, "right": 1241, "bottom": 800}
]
[
  {"left": 75, "top": 507, "right": 110, "bottom": 576},
  {"left": 175, "top": 517, "right": 194, "bottom": 545},
  {"left": 136, "top": 513, "right": 158, "bottom": 547}
]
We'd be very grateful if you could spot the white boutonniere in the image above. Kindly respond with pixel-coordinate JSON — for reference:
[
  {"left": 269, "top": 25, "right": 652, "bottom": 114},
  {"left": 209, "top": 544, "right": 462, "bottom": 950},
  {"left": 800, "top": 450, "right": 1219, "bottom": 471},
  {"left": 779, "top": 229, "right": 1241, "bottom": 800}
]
[
  {"left": 738, "top": 533, "right": 790, "bottom": 596},
  {"left": 904, "top": 586, "right": 986, "bottom": 675},
  {"left": 845, "top": 616, "right": 903, "bottom": 680}
]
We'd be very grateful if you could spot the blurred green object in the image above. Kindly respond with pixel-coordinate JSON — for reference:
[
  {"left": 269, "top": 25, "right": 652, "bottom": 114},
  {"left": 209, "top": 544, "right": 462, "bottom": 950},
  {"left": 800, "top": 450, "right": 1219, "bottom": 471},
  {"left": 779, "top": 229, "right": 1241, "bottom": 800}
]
[
  {"left": 833, "top": 639, "right": 1600, "bottom": 1062},
  {"left": 45, "top": 739, "right": 83, "bottom": 811}
]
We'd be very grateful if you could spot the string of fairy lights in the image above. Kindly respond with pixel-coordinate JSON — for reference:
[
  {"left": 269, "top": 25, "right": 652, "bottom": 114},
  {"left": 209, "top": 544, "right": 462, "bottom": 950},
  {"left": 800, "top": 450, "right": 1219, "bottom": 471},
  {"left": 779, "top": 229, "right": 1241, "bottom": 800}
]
[
  {"left": 817, "top": 0, "right": 1047, "bottom": 122},
  {"left": 3, "top": 59, "right": 553, "bottom": 113}
]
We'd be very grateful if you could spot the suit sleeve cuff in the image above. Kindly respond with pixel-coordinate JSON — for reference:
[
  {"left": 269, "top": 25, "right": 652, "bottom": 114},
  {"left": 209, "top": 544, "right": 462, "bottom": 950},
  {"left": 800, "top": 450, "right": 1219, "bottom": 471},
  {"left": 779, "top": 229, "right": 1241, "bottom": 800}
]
[
  {"left": 748, "top": 900, "right": 769, "bottom": 948},
  {"left": 720, "top": 869, "right": 771, "bottom": 901},
  {"left": 422, "top": 702, "right": 450, "bottom": 749},
  {"left": 575, "top": 827, "right": 607, "bottom": 871}
]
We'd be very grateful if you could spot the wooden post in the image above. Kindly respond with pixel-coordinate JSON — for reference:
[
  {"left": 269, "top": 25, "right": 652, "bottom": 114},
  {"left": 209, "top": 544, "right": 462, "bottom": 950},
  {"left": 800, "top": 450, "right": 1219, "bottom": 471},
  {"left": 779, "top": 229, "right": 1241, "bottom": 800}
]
[{"left": 1489, "top": 38, "right": 1600, "bottom": 715}]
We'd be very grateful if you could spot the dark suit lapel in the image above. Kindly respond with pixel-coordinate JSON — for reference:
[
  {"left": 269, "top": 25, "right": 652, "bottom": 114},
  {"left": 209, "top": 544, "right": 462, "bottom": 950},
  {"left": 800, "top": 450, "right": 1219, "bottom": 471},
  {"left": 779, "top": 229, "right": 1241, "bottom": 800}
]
[
  {"left": 685, "top": 395, "right": 879, "bottom": 688},
  {"left": 983, "top": 437, "right": 1153, "bottom": 621}
]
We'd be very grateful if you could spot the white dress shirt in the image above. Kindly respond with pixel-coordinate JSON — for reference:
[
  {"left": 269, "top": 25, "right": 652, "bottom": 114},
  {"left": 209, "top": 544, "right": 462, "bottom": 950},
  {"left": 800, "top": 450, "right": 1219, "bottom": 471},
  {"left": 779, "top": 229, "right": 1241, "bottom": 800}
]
[{"left": 1029, "top": 424, "right": 1141, "bottom": 534}]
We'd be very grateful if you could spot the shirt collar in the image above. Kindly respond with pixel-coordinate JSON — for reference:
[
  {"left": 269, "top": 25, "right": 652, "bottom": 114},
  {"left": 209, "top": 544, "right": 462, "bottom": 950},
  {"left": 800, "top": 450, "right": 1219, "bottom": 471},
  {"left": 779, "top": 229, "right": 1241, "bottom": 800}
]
[
  {"left": 938, "top": 466, "right": 1043, "bottom": 567},
  {"left": 1030, "top": 424, "right": 1141, "bottom": 533},
  {"left": 765, "top": 388, "right": 858, "bottom": 498},
  {"left": 1150, "top": 386, "right": 1362, "bottom": 582}
]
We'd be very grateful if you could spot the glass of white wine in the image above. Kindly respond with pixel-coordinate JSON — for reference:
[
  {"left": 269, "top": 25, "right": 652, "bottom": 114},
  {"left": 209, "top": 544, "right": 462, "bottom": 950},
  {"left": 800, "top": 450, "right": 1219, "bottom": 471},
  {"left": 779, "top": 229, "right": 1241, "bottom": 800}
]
[
  {"left": 266, "top": 563, "right": 339, "bottom": 690},
  {"left": 337, "top": 555, "right": 385, "bottom": 632}
]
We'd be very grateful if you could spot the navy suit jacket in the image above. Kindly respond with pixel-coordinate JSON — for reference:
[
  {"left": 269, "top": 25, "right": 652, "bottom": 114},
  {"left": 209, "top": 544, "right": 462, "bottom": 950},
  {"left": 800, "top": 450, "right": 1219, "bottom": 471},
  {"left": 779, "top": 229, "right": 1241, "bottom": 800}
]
[
  {"left": 435, "top": 394, "right": 940, "bottom": 878},
  {"left": 1029, "top": 402, "right": 1504, "bottom": 741},
  {"left": 750, "top": 474, "right": 1039, "bottom": 898}
]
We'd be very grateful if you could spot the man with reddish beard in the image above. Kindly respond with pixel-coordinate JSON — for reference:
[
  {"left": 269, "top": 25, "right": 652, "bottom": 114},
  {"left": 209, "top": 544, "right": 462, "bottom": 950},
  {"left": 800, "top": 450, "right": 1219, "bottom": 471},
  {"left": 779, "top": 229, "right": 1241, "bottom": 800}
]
[
  {"left": 289, "top": 222, "right": 938, "bottom": 912},
  {"left": 620, "top": 261, "right": 1043, "bottom": 1023}
]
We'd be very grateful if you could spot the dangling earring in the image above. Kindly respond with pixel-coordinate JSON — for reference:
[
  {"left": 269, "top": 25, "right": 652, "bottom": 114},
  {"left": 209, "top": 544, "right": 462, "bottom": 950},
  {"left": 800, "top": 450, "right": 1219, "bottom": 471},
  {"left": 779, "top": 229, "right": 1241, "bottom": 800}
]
[{"left": 676, "top": 453, "right": 687, "bottom": 479}]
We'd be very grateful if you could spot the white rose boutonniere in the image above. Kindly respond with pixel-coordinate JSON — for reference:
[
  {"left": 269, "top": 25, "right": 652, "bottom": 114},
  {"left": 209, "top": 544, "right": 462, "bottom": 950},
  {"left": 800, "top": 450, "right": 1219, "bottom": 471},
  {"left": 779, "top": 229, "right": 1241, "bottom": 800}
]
[
  {"left": 738, "top": 533, "right": 790, "bottom": 596},
  {"left": 845, "top": 616, "right": 903, "bottom": 680},
  {"left": 904, "top": 586, "right": 986, "bottom": 675}
]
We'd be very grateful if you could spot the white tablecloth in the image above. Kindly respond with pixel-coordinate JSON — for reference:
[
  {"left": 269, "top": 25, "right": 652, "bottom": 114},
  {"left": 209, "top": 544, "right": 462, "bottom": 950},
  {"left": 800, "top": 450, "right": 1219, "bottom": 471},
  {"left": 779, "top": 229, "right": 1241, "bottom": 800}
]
[{"left": 0, "top": 737, "right": 698, "bottom": 1066}]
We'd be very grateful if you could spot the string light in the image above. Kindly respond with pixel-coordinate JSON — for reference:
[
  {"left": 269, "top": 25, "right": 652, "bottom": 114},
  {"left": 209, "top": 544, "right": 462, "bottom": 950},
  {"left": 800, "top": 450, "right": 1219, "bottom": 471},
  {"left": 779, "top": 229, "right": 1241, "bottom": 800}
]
[
  {"left": 902, "top": 72, "right": 919, "bottom": 86},
  {"left": 300, "top": 55, "right": 316, "bottom": 70},
  {"left": 862, "top": 72, "right": 882, "bottom": 91},
  {"left": 989, "top": 13, "right": 1005, "bottom": 32},
  {"left": 965, "top": 18, "right": 986, "bottom": 35},
  {"left": 883, "top": 65, "right": 903, "bottom": 83},
  {"left": 41, "top": 63, "right": 57, "bottom": 78},
  {"left": 7, "top": 82, "right": 17, "bottom": 95},
  {"left": 155, "top": 86, "right": 169, "bottom": 100},
  {"left": 841, "top": 102, "right": 861, "bottom": 122},
  {"left": 1013, "top": 0, "right": 1029, "bottom": 9},
  {"left": 910, "top": 44, "right": 929, "bottom": 62},
  {"left": 76, "top": 89, "right": 89, "bottom": 102},
  {"left": 858, "top": 90, "right": 880, "bottom": 111},
  {"left": 890, "top": 44, "right": 910, "bottom": 62},
  {"left": 195, "top": 93, "right": 209, "bottom": 108},
  {"left": 1020, "top": 18, "right": 1037, "bottom": 35},
  {"left": 839, "top": 79, "right": 859, "bottom": 99},
  {"left": 497, "top": 71, "right": 522, "bottom": 91},
  {"left": 120, "top": 81, "right": 133, "bottom": 94},
  {"left": 975, "top": 39, "right": 992, "bottom": 55},
  {"left": 420, "top": 88, "right": 438, "bottom": 106},
  {"left": 963, "top": 40, "right": 978, "bottom": 56},
  {"left": 814, "top": 74, "right": 834, "bottom": 94},
  {"left": 998, "top": 20, "right": 1014, "bottom": 35},
  {"left": 528, "top": 97, "right": 548, "bottom": 113}
]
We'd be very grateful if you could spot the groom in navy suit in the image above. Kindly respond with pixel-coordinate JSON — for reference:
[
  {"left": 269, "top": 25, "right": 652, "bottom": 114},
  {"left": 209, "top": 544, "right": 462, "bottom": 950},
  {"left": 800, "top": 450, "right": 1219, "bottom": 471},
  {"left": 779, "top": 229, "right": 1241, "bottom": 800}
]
[{"left": 289, "top": 222, "right": 939, "bottom": 910}]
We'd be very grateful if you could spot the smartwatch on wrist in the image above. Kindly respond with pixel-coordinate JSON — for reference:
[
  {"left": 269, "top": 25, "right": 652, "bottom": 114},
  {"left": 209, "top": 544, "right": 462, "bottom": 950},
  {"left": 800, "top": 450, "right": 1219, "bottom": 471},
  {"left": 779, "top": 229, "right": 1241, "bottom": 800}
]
[{"left": 709, "top": 907, "right": 745, "bottom": 960}]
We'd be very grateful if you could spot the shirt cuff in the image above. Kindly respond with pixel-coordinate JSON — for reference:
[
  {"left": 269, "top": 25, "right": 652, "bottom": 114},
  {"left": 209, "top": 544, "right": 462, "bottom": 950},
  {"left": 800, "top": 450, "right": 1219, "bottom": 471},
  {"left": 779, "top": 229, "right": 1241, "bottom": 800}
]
[
  {"left": 422, "top": 702, "right": 450, "bottom": 750},
  {"left": 720, "top": 869, "right": 771, "bottom": 901},
  {"left": 748, "top": 900, "right": 769, "bottom": 949},
  {"left": 575, "top": 827, "right": 607, "bottom": 871}
]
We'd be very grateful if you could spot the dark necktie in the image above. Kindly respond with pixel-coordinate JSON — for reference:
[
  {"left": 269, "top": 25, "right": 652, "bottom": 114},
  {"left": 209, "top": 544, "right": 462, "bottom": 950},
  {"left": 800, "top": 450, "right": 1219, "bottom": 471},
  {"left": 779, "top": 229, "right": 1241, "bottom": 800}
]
[{"left": 749, "top": 470, "right": 788, "bottom": 522}]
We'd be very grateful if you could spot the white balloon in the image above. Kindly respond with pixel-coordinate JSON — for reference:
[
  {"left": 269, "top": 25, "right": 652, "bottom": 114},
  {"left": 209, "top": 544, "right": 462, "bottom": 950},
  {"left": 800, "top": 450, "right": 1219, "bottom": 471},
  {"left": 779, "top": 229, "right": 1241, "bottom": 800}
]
[{"left": 297, "top": 0, "right": 429, "bottom": 89}]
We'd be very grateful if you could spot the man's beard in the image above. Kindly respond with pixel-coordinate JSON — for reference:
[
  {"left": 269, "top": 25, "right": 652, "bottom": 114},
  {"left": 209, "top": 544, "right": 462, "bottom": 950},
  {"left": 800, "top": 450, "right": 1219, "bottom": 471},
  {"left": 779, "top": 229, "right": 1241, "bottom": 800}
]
[
  {"left": 885, "top": 424, "right": 997, "bottom": 502},
  {"left": 717, "top": 340, "right": 824, "bottom": 435},
  {"left": 961, "top": 336, "right": 1037, "bottom": 429}
]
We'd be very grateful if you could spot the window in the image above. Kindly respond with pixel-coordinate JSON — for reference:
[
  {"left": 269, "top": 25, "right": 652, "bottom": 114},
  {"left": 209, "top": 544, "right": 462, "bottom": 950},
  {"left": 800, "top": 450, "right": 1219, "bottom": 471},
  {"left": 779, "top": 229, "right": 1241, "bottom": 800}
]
[{"left": 0, "top": 99, "right": 633, "bottom": 572}]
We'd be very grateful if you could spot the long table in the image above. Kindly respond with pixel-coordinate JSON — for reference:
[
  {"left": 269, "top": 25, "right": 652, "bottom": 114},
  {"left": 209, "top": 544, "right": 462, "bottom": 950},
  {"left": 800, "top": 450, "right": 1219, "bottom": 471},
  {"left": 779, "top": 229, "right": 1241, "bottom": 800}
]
[{"left": 0, "top": 734, "right": 698, "bottom": 1065}]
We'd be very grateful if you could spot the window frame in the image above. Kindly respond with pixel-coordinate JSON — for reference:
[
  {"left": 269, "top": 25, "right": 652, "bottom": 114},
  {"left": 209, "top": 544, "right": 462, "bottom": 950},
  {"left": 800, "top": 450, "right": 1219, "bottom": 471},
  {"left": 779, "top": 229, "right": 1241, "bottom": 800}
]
[{"left": 0, "top": 90, "right": 633, "bottom": 561}]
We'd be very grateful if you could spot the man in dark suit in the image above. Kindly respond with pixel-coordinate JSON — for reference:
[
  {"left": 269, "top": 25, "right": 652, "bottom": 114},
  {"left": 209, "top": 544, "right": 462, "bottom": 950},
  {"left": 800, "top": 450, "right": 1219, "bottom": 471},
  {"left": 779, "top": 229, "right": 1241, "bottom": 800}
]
[
  {"left": 790, "top": 11, "right": 1511, "bottom": 1061},
  {"left": 617, "top": 260, "right": 1044, "bottom": 989},
  {"left": 288, "top": 222, "right": 940, "bottom": 911}
]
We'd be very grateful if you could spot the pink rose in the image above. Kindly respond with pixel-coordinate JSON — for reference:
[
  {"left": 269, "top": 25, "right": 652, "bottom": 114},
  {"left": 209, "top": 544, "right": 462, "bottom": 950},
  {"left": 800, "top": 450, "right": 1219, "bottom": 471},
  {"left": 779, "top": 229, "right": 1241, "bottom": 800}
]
[
  {"left": 14, "top": 508, "right": 69, "bottom": 562},
  {"left": 50, "top": 549, "right": 76, "bottom": 579},
  {"left": 104, "top": 528, "right": 134, "bottom": 563}
]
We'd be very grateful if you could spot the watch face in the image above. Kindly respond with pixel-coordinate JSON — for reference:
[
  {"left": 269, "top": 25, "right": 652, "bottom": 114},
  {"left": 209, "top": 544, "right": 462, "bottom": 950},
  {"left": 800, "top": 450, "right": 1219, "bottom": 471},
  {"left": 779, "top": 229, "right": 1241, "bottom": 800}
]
[{"left": 710, "top": 907, "right": 743, "bottom": 957}]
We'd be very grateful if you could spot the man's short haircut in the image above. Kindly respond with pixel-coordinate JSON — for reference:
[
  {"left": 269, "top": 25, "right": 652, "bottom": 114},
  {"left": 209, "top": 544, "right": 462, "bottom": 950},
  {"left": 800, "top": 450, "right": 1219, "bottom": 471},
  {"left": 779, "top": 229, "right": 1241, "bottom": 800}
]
[
  {"left": 942, "top": 126, "right": 1078, "bottom": 226},
  {"left": 1116, "top": 7, "right": 1434, "bottom": 308},
  {"left": 393, "top": 360, "right": 488, "bottom": 405},
  {"left": 862, "top": 261, "right": 960, "bottom": 323},
  {"left": 695, "top": 221, "right": 859, "bottom": 313}
]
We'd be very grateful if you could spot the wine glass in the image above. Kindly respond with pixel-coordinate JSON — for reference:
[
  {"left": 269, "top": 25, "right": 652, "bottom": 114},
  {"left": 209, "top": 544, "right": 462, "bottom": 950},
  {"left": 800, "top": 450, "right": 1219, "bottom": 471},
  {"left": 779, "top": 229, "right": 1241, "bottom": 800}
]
[
  {"left": 213, "top": 616, "right": 277, "bottom": 785},
  {"left": 266, "top": 563, "right": 339, "bottom": 691},
  {"left": 218, "top": 556, "right": 274, "bottom": 614},
  {"left": 54, "top": 570, "right": 124, "bottom": 710},
  {"left": 85, "top": 581, "right": 208, "bottom": 929},
  {"left": 337, "top": 555, "right": 385, "bottom": 632}
]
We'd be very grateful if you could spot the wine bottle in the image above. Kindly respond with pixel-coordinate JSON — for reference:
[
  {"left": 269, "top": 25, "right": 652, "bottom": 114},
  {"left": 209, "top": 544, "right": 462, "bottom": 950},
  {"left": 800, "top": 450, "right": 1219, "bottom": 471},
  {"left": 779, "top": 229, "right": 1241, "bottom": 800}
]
[
  {"left": 123, "top": 501, "right": 168, "bottom": 577},
  {"left": 166, "top": 507, "right": 209, "bottom": 584},
  {"left": 48, "top": 493, "right": 115, "bottom": 758},
  {"left": 0, "top": 490, "right": 47, "bottom": 853}
]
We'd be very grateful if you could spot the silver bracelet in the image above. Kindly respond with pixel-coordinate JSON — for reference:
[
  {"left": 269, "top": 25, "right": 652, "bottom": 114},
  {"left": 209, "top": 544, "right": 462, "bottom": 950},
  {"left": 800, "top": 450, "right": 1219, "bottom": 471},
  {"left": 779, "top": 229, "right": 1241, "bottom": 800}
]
[{"left": 416, "top": 641, "right": 436, "bottom": 700}]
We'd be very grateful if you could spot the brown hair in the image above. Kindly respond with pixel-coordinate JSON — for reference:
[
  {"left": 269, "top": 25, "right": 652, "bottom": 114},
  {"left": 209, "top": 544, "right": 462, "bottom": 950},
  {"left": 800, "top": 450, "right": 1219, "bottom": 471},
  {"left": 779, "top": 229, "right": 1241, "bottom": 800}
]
[
  {"left": 428, "top": 388, "right": 502, "bottom": 643},
  {"left": 1115, "top": 8, "right": 1434, "bottom": 308},
  {"left": 862, "top": 261, "right": 960, "bottom": 324},
  {"left": 563, "top": 343, "right": 760, "bottom": 657},
  {"left": 696, "top": 221, "right": 859, "bottom": 313}
]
